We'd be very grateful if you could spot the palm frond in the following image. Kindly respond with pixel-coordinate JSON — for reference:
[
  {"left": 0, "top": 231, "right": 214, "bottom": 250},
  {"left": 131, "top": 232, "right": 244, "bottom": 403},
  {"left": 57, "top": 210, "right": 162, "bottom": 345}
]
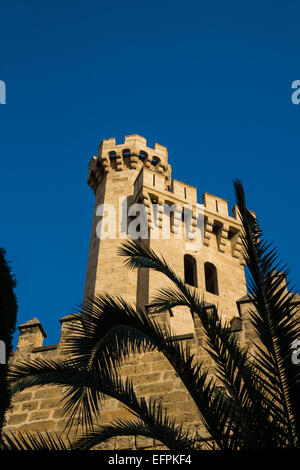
[
  {"left": 7, "top": 179, "right": 299, "bottom": 450},
  {"left": 8, "top": 358, "right": 105, "bottom": 434},
  {"left": 67, "top": 294, "right": 247, "bottom": 449},
  {"left": 119, "top": 240, "right": 285, "bottom": 448},
  {"left": 234, "top": 178, "right": 300, "bottom": 446},
  {"left": 0, "top": 430, "right": 71, "bottom": 450},
  {"left": 72, "top": 405, "right": 198, "bottom": 452},
  {"left": 71, "top": 420, "right": 154, "bottom": 450},
  {"left": 8, "top": 355, "right": 201, "bottom": 450}
]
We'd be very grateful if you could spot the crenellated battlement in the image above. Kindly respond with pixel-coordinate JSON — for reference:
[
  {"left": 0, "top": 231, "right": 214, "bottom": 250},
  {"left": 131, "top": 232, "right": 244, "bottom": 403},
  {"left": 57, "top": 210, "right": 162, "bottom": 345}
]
[
  {"left": 87, "top": 134, "right": 172, "bottom": 193},
  {"left": 131, "top": 166, "right": 249, "bottom": 264},
  {"left": 13, "top": 290, "right": 300, "bottom": 358},
  {"left": 14, "top": 314, "right": 80, "bottom": 357}
]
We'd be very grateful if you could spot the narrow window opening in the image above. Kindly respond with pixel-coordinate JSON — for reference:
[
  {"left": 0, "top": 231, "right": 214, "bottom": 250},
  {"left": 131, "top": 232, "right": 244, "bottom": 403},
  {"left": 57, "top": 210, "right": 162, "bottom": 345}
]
[
  {"left": 212, "top": 223, "right": 219, "bottom": 235},
  {"left": 184, "top": 255, "right": 197, "bottom": 287},
  {"left": 109, "top": 151, "right": 117, "bottom": 169},
  {"left": 215, "top": 200, "right": 218, "bottom": 212},
  {"left": 184, "top": 187, "right": 187, "bottom": 199},
  {"left": 204, "top": 262, "right": 219, "bottom": 295},
  {"left": 153, "top": 174, "right": 155, "bottom": 186}
]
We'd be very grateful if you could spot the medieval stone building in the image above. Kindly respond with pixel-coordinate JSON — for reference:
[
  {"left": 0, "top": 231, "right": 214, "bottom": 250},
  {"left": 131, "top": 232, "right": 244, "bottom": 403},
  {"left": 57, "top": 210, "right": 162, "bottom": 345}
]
[{"left": 5, "top": 135, "right": 300, "bottom": 449}]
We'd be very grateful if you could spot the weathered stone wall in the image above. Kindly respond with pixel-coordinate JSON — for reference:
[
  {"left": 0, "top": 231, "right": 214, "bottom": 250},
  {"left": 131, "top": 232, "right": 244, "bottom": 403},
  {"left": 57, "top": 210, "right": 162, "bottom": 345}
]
[
  {"left": 4, "top": 302, "right": 265, "bottom": 450},
  {"left": 4, "top": 272, "right": 300, "bottom": 450}
]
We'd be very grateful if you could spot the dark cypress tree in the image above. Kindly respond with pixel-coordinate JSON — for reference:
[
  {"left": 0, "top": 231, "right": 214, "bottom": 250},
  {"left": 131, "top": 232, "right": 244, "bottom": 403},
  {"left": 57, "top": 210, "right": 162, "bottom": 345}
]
[{"left": 0, "top": 248, "right": 17, "bottom": 434}]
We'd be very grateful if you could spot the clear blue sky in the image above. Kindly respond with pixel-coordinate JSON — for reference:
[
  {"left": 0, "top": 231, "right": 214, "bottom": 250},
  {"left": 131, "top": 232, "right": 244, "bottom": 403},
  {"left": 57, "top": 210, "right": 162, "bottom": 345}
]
[{"left": 1, "top": 0, "right": 299, "bottom": 347}]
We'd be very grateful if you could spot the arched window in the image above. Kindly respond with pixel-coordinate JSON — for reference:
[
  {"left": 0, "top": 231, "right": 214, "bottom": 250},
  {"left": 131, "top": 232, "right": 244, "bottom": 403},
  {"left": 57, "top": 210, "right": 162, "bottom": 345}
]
[
  {"left": 204, "top": 262, "right": 219, "bottom": 295},
  {"left": 184, "top": 255, "right": 197, "bottom": 287}
]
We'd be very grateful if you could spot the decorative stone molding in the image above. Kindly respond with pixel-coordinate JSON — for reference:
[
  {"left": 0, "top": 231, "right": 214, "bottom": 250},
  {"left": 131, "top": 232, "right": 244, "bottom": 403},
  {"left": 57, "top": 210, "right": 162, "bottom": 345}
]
[
  {"left": 87, "top": 135, "right": 171, "bottom": 194},
  {"left": 217, "top": 223, "right": 229, "bottom": 253},
  {"left": 204, "top": 217, "right": 214, "bottom": 247}
]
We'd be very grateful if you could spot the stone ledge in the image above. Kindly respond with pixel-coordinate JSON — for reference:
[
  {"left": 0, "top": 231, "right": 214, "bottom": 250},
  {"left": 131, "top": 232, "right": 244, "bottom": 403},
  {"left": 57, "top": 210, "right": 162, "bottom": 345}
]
[
  {"left": 32, "top": 345, "right": 58, "bottom": 353},
  {"left": 170, "top": 333, "right": 194, "bottom": 341},
  {"left": 59, "top": 313, "right": 81, "bottom": 324}
]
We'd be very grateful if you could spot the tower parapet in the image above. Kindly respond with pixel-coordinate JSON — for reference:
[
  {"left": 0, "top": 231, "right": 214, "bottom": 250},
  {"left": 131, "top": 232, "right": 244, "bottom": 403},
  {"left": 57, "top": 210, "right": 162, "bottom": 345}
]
[
  {"left": 83, "top": 134, "right": 255, "bottom": 323},
  {"left": 17, "top": 318, "right": 46, "bottom": 352},
  {"left": 87, "top": 134, "right": 172, "bottom": 193}
]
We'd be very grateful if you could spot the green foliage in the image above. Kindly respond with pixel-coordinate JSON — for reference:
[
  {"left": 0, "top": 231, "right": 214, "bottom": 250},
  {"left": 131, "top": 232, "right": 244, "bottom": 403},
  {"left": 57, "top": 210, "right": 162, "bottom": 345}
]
[{"left": 0, "top": 248, "right": 18, "bottom": 434}]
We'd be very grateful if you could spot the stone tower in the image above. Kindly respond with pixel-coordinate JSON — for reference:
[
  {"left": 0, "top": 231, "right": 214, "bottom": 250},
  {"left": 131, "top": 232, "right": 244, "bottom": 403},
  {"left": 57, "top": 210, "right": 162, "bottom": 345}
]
[
  {"left": 84, "top": 134, "right": 247, "bottom": 336},
  {"left": 7, "top": 134, "right": 288, "bottom": 449}
]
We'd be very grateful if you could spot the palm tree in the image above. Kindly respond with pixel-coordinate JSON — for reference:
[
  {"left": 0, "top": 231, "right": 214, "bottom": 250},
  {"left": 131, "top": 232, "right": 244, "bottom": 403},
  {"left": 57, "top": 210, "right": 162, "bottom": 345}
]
[{"left": 2, "top": 180, "right": 300, "bottom": 450}]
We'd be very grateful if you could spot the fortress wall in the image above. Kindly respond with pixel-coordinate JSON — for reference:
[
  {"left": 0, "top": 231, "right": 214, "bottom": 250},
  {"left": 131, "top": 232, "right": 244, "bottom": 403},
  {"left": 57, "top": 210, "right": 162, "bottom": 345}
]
[{"left": 4, "top": 303, "right": 264, "bottom": 450}]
